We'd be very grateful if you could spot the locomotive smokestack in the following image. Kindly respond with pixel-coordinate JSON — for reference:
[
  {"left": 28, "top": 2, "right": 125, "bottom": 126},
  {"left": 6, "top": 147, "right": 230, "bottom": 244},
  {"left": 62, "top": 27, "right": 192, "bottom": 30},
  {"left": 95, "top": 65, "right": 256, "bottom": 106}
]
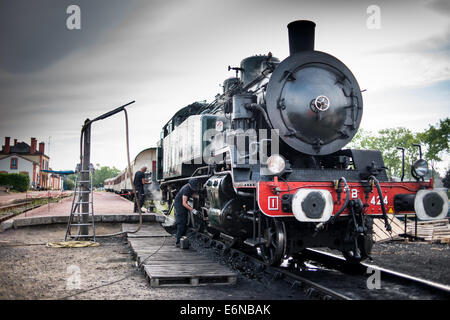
[{"left": 287, "top": 20, "right": 316, "bottom": 55}]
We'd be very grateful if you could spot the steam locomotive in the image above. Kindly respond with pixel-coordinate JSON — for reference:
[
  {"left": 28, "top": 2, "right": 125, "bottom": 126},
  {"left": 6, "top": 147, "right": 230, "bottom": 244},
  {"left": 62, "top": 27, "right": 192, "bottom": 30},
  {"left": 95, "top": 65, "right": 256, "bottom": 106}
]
[{"left": 156, "top": 21, "right": 448, "bottom": 264}]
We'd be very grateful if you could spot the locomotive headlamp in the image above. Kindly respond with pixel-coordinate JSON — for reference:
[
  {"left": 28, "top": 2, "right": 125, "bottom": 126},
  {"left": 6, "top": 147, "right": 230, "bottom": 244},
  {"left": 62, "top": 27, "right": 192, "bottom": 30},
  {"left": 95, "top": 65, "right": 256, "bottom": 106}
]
[
  {"left": 267, "top": 154, "right": 286, "bottom": 175},
  {"left": 412, "top": 159, "right": 429, "bottom": 178}
]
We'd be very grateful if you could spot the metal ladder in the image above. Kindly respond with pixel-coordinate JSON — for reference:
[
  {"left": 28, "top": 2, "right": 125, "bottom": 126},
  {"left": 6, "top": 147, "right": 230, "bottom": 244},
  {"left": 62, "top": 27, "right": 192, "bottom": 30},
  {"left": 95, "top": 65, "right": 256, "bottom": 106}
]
[{"left": 65, "top": 163, "right": 96, "bottom": 241}]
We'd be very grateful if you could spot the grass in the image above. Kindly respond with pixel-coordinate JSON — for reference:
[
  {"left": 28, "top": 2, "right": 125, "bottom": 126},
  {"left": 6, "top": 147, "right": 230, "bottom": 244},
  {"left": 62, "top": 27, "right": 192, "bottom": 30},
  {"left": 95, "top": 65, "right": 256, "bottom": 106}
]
[{"left": 0, "top": 196, "right": 68, "bottom": 217}]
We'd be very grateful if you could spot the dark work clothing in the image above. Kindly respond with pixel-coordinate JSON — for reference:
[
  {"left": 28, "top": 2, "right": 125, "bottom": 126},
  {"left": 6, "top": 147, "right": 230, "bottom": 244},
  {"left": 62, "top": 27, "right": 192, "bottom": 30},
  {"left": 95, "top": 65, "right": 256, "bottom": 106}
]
[
  {"left": 174, "top": 184, "right": 195, "bottom": 217},
  {"left": 133, "top": 171, "right": 145, "bottom": 213},
  {"left": 134, "top": 171, "right": 145, "bottom": 191},
  {"left": 174, "top": 183, "right": 195, "bottom": 244},
  {"left": 133, "top": 191, "right": 145, "bottom": 213},
  {"left": 175, "top": 218, "right": 188, "bottom": 245}
]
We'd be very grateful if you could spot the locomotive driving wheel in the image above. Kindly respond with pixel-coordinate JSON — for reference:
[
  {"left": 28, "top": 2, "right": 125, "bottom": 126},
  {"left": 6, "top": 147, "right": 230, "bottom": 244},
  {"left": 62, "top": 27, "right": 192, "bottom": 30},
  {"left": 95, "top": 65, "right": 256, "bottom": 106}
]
[{"left": 260, "top": 218, "right": 287, "bottom": 266}]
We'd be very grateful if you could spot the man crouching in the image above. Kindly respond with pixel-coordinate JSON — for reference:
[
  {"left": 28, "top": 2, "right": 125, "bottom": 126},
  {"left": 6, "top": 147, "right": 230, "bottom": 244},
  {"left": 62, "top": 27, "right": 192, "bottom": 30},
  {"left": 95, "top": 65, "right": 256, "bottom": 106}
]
[{"left": 174, "top": 178, "right": 200, "bottom": 247}]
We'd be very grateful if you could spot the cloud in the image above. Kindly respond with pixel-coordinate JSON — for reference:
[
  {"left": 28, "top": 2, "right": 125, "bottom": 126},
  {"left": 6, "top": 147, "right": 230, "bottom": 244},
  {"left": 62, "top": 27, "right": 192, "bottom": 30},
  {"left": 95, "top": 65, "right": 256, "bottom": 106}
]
[
  {"left": 355, "top": 26, "right": 450, "bottom": 91},
  {"left": 355, "top": 1, "right": 450, "bottom": 91},
  {"left": 373, "top": 27, "right": 450, "bottom": 55},
  {"left": 1, "top": 0, "right": 449, "bottom": 171},
  {"left": 0, "top": 0, "right": 146, "bottom": 73},
  {"left": 426, "top": 0, "right": 450, "bottom": 16}
]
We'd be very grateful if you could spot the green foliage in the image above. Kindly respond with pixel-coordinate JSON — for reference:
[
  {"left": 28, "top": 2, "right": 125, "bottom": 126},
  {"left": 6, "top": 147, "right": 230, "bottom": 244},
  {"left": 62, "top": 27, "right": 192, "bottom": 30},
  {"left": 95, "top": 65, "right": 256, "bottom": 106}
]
[
  {"left": 62, "top": 174, "right": 76, "bottom": 190},
  {"left": 61, "top": 167, "right": 119, "bottom": 190},
  {"left": 349, "top": 128, "right": 420, "bottom": 179},
  {"left": 0, "top": 172, "right": 30, "bottom": 192},
  {"left": 0, "top": 173, "right": 9, "bottom": 186},
  {"left": 93, "top": 164, "right": 120, "bottom": 188},
  {"left": 63, "top": 178, "right": 75, "bottom": 190},
  {"left": 349, "top": 118, "right": 448, "bottom": 180},
  {"left": 417, "top": 118, "right": 449, "bottom": 161},
  {"left": 443, "top": 168, "right": 450, "bottom": 189}
]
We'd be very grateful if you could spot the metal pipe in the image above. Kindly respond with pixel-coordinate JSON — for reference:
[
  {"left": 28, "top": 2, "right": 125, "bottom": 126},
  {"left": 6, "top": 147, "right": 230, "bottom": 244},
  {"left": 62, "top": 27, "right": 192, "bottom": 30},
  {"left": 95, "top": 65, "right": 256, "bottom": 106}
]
[
  {"left": 287, "top": 20, "right": 316, "bottom": 55},
  {"left": 397, "top": 147, "right": 405, "bottom": 181},
  {"left": 96, "top": 108, "right": 143, "bottom": 237},
  {"left": 236, "top": 190, "right": 253, "bottom": 197},
  {"left": 246, "top": 103, "right": 272, "bottom": 128},
  {"left": 314, "top": 177, "right": 350, "bottom": 235},
  {"left": 82, "top": 101, "right": 135, "bottom": 130},
  {"left": 328, "top": 177, "right": 350, "bottom": 223},
  {"left": 413, "top": 143, "right": 422, "bottom": 159}
]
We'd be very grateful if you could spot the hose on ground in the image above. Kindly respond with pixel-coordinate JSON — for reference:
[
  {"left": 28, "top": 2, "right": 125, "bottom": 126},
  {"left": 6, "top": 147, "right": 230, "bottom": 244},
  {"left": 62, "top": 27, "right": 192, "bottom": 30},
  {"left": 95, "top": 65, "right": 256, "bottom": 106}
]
[
  {"left": 47, "top": 241, "right": 100, "bottom": 248},
  {"left": 368, "top": 175, "right": 391, "bottom": 232}
]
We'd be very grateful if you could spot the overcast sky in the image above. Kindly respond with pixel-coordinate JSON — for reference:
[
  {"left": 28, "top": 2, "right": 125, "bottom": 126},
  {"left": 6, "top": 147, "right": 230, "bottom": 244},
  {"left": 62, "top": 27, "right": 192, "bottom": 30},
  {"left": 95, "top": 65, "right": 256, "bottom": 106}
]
[{"left": 0, "top": 0, "right": 448, "bottom": 172}]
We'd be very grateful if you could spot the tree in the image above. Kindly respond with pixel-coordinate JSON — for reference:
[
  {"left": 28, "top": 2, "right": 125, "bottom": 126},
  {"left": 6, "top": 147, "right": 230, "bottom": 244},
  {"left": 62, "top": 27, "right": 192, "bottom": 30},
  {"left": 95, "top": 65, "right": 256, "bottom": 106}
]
[
  {"left": 349, "top": 128, "right": 421, "bottom": 179},
  {"left": 418, "top": 118, "right": 449, "bottom": 162},
  {"left": 443, "top": 168, "right": 450, "bottom": 189},
  {"left": 63, "top": 174, "right": 77, "bottom": 190},
  {"left": 0, "top": 172, "right": 29, "bottom": 192},
  {"left": 63, "top": 178, "right": 75, "bottom": 190},
  {"left": 93, "top": 164, "right": 120, "bottom": 188},
  {"left": 349, "top": 118, "right": 449, "bottom": 180}
]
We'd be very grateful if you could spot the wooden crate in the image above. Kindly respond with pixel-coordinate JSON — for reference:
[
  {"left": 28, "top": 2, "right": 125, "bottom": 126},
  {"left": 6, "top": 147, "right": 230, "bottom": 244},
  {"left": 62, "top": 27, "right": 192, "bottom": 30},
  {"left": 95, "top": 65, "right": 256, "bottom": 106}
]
[
  {"left": 373, "top": 215, "right": 404, "bottom": 242},
  {"left": 405, "top": 218, "right": 450, "bottom": 243},
  {"left": 143, "top": 264, "right": 237, "bottom": 287}
]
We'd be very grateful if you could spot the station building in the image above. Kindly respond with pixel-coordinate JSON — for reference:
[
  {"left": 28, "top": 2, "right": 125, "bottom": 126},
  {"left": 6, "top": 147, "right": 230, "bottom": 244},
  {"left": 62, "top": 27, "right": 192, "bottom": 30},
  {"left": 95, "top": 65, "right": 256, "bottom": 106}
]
[{"left": 0, "top": 137, "right": 60, "bottom": 190}]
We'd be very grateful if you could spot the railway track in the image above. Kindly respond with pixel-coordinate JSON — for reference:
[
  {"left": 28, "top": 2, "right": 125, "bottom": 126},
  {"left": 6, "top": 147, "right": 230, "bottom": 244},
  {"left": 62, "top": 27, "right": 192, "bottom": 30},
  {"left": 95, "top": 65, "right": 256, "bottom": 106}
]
[
  {"left": 0, "top": 201, "right": 34, "bottom": 223},
  {"left": 0, "top": 195, "right": 69, "bottom": 223},
  {"left": 186, "top": 229, "right": 450, "bottom": 300},
  {"left": 295, "top": 248, "right": 450, "bottom": 299}
]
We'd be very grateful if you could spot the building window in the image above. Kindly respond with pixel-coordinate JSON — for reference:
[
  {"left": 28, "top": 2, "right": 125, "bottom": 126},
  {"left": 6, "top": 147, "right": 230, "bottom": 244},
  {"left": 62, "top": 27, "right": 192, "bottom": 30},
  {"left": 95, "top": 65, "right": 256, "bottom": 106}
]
[
  {"left": 43, "top": 159, "right": 48, "bottom": 170},
  {"left": 10, "top": 158, "right": 18, "bottom": 169}
]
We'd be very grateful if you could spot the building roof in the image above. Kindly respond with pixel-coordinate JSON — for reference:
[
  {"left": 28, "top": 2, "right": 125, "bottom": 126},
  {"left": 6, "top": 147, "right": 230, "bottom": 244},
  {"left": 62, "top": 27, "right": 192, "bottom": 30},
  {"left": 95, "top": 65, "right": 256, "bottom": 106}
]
[{"left": 1, "top": 141, "right": 49, "bottom": 158}]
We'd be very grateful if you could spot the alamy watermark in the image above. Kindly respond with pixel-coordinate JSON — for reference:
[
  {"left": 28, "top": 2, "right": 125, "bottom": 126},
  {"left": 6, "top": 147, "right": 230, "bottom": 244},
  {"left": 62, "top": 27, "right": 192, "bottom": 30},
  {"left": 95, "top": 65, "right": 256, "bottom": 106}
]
[
  {"left": 66, "top": 264, "right": 81, "bottom": 290},
  {"left": 66, "top": 5, "right": 81, "bottom": 30},
  {"left": 366, "top": 266, "right": 381, "bottom": 290},
  {"left": 64, "top": 5, "right": 380, "bottom": 32},
  {"left": 366, "top": 5, "right": 381, "bottom": 30}
]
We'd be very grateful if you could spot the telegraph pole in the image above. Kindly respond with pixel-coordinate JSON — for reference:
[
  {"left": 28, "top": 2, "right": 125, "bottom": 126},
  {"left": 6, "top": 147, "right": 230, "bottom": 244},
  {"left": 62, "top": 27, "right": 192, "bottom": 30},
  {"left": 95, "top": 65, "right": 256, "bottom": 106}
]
[{"left": 80, "top": 119, "right": 91, "bottom": 236}]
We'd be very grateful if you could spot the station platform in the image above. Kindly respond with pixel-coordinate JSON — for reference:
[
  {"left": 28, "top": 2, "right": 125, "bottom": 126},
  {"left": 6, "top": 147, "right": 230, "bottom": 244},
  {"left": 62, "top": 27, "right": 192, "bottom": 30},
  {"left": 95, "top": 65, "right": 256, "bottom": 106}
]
[
  {"left": 13, "top": 191, "right": 136, "bottom": 218},
  {"left": 1, "top": 192, "right": 162, "bottom": 231}
]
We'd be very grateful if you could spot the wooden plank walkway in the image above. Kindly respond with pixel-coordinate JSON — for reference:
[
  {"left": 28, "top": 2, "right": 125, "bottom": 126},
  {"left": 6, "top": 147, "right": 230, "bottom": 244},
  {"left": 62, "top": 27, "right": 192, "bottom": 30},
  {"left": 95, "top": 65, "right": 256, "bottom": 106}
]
[
  {"left": 122, "top": 222, "right": 237, "bottom": 287},
  {"left": 122, "top": 223, "right": 171, "bottom": 238},
  {"left": 373, "top": 215, "right": 404, "bottom": 242}
]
